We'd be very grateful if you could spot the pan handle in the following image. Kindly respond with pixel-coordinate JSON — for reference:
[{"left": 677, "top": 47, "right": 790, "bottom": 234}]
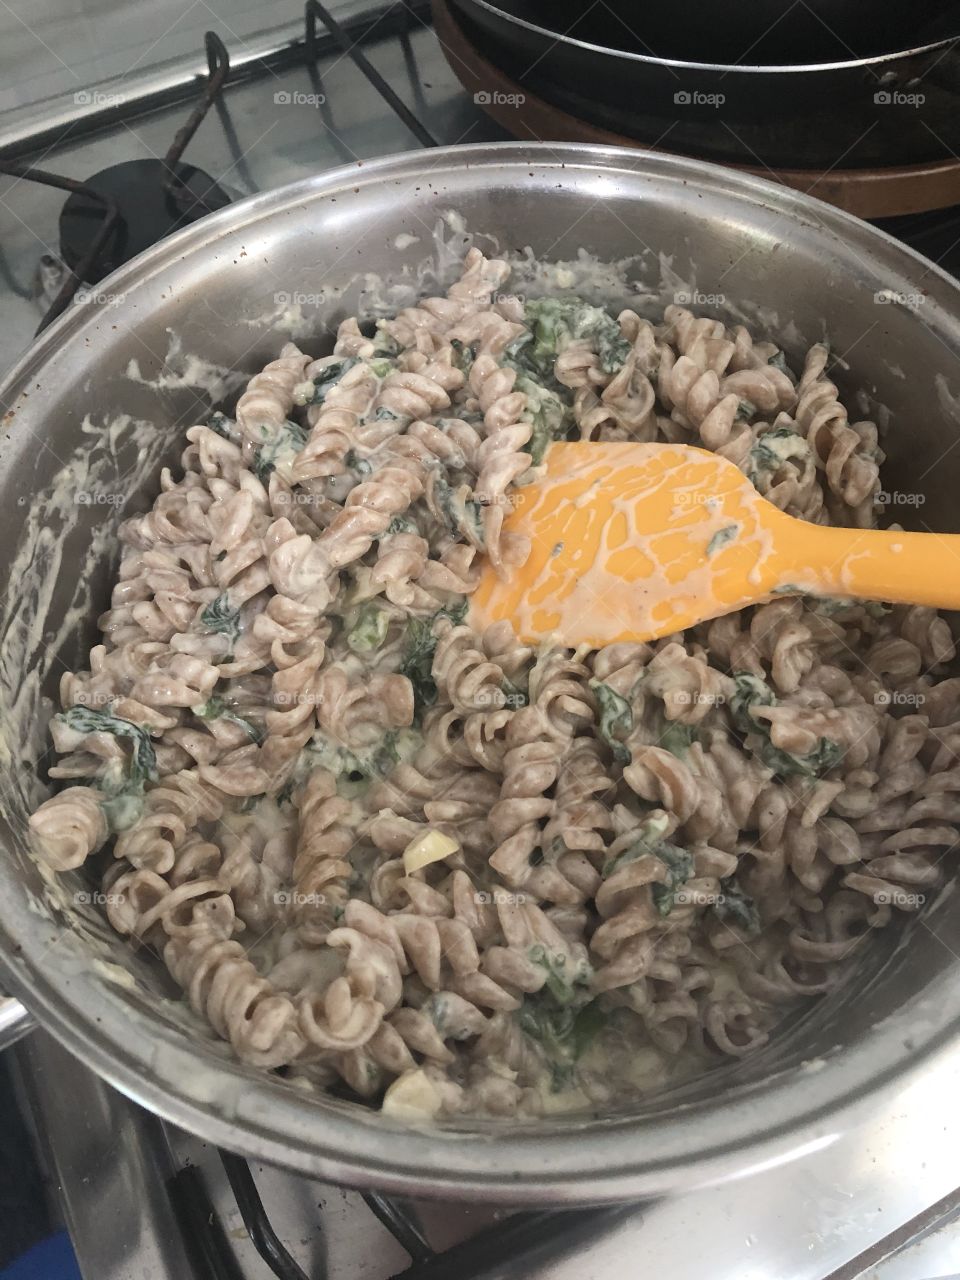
[{"left": 0, "top": 995, "right": 34, "bottom": 1052}]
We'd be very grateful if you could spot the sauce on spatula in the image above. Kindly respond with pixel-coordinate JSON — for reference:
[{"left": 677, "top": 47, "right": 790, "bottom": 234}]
[{"left": 469, "top": 441, "right": 957, "bottom": 646}]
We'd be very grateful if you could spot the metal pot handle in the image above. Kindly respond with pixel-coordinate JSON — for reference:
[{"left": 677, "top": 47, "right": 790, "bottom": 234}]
[{"left": 0, "top": 994, "right": 34, "bottom": 1051}]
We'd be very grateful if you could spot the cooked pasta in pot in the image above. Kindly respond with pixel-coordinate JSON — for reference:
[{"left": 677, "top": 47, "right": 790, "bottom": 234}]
[{"left": 26, "top": 247, "right": 959, "bottom": 1118}]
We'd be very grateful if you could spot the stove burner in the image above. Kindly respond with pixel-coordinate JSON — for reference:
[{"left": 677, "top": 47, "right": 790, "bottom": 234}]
[{"left": 59, "top": 158, "right": 233, "bottom": 283}]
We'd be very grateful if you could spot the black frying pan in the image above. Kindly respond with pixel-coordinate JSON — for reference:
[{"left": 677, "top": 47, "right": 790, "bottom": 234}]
[
  {"left": 450, "top": 0, "right": 960, "bottom": 168},
  {"left": 489, "top": 0, "right": 956, "bottom": 66}
]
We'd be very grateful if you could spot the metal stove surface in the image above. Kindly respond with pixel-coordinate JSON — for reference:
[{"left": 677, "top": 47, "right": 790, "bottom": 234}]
[
  {"left": 0, "top": 0, "right": 506, "bottom": 375},
  {"left": 12, "top": 1025, "right": 960, "bottom": 1280},
  {"left": 3, "top": 5, "right": 960, "bottom": 1278}
]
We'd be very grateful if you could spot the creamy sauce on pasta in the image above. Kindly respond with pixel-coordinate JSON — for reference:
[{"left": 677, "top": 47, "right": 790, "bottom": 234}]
[{"left": 9, "top": 239, "right": 952, "bottom": 1126}]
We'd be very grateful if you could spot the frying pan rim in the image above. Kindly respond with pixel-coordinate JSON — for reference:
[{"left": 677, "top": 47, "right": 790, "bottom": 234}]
[{"left": 458, "top": 0, "right": 960, "bottom": 75}]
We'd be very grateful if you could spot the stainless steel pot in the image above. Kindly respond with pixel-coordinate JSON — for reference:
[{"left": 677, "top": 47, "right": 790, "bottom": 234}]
[{"left": 1, "top": 142, "right": 959, "bottom": 1202}]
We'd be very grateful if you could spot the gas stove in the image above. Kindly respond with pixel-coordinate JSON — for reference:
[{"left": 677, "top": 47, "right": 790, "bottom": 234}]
[{"left": 2, "top": 4, "right": 960, "bottom": 1277}]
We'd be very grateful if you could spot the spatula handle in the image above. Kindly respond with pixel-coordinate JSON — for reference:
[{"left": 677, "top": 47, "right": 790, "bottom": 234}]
[{"left": 786, "top": 524, "right": 960, "bottom": 610}]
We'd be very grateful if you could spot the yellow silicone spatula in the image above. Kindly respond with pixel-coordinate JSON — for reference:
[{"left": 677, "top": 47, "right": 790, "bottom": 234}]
[{"left": 469, "top": 441, "right": 956, "bottom": 647}]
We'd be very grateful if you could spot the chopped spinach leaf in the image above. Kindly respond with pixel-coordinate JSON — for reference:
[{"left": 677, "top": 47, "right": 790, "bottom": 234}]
[
  {"left": 730, "top": 672, "right": 843, "bottom": 779},
  {"left": 370, "top": 327, "right": 400, "bottom": 358},
  {"left": 650, "top": 844, "right": 696, "bottom": 917},
  {"left": 657, "top": 716, "right": 698, "bottom": 758},
  {"left": 355, "top": 733, "right": 400, "bottom": 780},
  {"left": 344, "top": 448, "right": 372, "bottom": 478},
  {"left": 207, "top": 411, "right": 241, "bottom": 443},
  {"left": 431, "top": 473, "right": 487, "bottom": 545},
  {"left": 304, "top": 357, "right": 359, "bottom": 404},
  {"left": 200, "top": 593, "right": 242, "bottom": 646},
  {"left": 307, "top": 729, "right": 401, "bottom": 785},
  {"left": 518, "top": 994, "right": 606, "bottom": 1093},
  {"left": 706, "top": 524, "right": 739, "bottom": 557},
  {"left": 601, "top": 812, "right": 674, "bottom": 878},
  {"left": 746, "top": 426, "right": 810, "bottom": 488},
  {"left": 398, "top": 600, "right": 468, "bottom": 711},
  {"left": 346, "top": 603, "right": 391, "bottom": 653},
  {"left": 588, "top": 313, "right": 632, "bottom": 374},
  {"left": 521, "top": 298, "right": 630, "bottom": 379},
  {"left": 193, "top": 695, "right": 262, "bottom": 743},
  {"left": 591, "top": 681, "right": 633, "bottom": 763},
  {"left": 516, "top": 374, "right": 575, "bottom": 465},
  {"left": 400, "top": 617, "right": 440, "bottom": 709},
  {"left": 252, "top": 419, "right": 307, "bottom": 483},
  {"left": 526, "top": 944, "right": 592, "bottom": 1006},
  {"left": 501, "top": 676, "right": 528, "bottom": 708},
  {"left": 57, "top": 705, "right": 158, "bottom": 788},
  {"left": 385, "top": 514, "right": 417, "bottom": 535},
  {"left": 450, "top": 337, "right": 476, "bottom": 378},
  {"left": 714, "top": 878, "right": 761, "bottom": 935}
]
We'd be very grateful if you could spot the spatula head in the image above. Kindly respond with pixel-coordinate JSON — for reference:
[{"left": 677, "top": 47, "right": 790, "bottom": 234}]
[{"left": 469, "top": 442, "right": 794, "bottom": 646}]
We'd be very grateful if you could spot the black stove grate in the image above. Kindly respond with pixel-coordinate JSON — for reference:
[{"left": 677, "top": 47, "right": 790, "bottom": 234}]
[
  {"left": 0, "top": 0, "right": 435, "bottom": 334},
  {"left": 166, "top": 1147, "right": 624, "bottom": 1280},
  {"left": 0, "top": 163, "right": 121, "bottom": 331},
  {"left": 0, "top": 32, "right": 232, "bottom": 333},
  {"left": 305, "top": 0, "right": 438, "bottom": 148}
]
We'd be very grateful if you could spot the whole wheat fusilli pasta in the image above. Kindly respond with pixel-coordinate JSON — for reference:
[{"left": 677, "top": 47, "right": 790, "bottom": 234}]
[{"left": 26, "top": 253, "right": 958, "bottom": 1121}]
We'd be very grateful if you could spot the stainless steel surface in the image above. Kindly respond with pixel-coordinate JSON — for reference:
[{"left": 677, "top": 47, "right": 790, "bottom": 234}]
[
  {"left": 15, "top": 1032, "right": 204, "bottom": 1280},
  {"left": 0, "top": 994, "right": 33, "bottom": 1051},
  {"left": 0, "top": 0, "right": 430, "bottom": 157},
  {"left": 2, "top": 141, "right": 960, "bottom": 1201},
  {"left": 0, "top": 0, "right": 345, "bottom": 117},
  {"left": 0, "top": 9, "right": 504, "bottom": 377},
  {"left": 16, "top": 1026, "right": 960, "bottom": 1279}
]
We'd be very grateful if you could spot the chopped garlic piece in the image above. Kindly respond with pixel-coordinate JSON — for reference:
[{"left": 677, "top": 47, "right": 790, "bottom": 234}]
[
  {"left": 382, "top": 1068, "right": 444, "bottom": 1121},
  {"left": 402, "top": 828, "right": 459, "bottom": 875}
]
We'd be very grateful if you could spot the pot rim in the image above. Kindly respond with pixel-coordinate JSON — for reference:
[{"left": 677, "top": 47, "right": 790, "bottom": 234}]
[{"left": 2, "top": 140, "right": 959, "bottom": 1201}]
